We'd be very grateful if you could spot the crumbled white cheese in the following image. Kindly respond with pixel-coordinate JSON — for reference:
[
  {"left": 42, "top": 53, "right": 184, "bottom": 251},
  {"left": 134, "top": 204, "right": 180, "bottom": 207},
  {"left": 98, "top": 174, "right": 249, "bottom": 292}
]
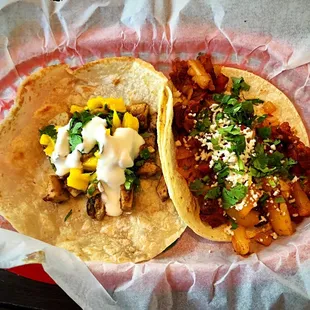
[
  {"left": 175, "top": 140, "right": 182, "bottom": 146},
  {"left": 270, "top": 232, "right": 278, "bottom": 240},
  {"left": 270, "top": 144, "right": 276, "bottom": 150},
  {"left": 224, "top": 225, "right": 235, "bottom": 236},
  {"left": 291, "top": 176, "right": 299, "bottom": 183}
]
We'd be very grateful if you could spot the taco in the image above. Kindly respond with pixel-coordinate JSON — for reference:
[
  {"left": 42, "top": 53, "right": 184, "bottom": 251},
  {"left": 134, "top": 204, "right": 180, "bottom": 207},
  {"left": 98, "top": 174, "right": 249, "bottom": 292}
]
[
  {"left": 159, "top": 54, "right": 310, "bottom": 254},
  {"left": 0, "top": 57, "right": 186, "bottom": 263}
]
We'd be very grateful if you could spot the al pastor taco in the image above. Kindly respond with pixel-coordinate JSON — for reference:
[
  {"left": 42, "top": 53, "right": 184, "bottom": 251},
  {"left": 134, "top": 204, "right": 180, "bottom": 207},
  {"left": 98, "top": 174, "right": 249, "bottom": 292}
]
[{"left": 159, "top": 54, "right": 310, "bottom": 255}]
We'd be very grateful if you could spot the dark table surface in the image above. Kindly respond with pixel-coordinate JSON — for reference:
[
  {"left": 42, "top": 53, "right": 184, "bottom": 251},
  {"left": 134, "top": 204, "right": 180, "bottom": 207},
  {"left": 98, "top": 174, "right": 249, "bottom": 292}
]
[{"left": 0, "top": 269, "right": 80, "bottom": 310}]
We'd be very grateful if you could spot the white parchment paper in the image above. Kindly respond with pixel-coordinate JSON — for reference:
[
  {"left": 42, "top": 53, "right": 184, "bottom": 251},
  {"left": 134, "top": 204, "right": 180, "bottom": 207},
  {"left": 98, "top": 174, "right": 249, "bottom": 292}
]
[{"left": 1, "top": 1, "right": 310, "bottom": 309}]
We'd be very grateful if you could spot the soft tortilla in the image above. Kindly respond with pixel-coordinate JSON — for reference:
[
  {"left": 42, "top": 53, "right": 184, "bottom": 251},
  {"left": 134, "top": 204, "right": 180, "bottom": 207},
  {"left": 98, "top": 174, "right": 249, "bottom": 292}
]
[
  {"left": 0, "top": 57, "right": 186, "bottom": 263},
  {"left": 159, "top": 66, "right": 309, "bottom": 242}
]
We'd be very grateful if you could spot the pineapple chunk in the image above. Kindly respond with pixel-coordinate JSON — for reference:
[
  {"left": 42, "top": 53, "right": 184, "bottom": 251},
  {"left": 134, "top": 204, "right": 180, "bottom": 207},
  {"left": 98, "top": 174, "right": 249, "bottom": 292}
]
[{"left": 39, "top": 134, "right": 55, "bottom": 156}]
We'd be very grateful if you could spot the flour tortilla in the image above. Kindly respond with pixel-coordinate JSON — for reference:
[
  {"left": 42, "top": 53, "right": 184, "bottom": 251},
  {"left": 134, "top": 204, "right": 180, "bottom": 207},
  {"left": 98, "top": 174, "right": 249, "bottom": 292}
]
[
  {"left": 159, "top": 66, "right": 309, "bottom": 242},
  {"left": 0, "top": 57, "right": 186, "bottom": 263}
]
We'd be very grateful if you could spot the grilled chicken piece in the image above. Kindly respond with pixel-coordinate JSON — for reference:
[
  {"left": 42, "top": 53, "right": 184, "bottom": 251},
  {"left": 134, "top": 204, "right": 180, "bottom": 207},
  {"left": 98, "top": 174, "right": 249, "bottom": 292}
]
[
  {"left": 149, "top": 112, "right": 157, "bottom": 133},
  {"left": 120, "top": 185, "right": 134, "bottom": 212},
  {"left": 156, "top": 175, "right": 169, "bottom": 202},
  {"left": 66, "top": 186, "right": 83, "bottom": 198},
  {"left": 137, "top": 161, "right": 160, "bottom": 178},
  {"left": 86, "top": 194, "right": 105, "bottom": 220},
  {"left": 128, "top": 103, "right": 149, "bottom": 130},
  {"left": 43, "top": 175, "right": 69, "bottom": 203}
]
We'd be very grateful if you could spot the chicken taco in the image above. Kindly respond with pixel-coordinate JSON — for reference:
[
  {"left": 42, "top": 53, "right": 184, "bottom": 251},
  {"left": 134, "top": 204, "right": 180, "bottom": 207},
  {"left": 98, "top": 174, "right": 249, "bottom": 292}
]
[
  {"left": 0, "top": 57, "right": 186, "bottom": 263},
  {"left": 159, "top": 54, "right": 310, "bottom": 254}
]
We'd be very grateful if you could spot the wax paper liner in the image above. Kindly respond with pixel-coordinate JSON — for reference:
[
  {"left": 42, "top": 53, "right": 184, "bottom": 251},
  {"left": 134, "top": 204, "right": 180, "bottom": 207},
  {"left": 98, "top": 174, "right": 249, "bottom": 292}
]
[{"left": 1, "top": 1, "right": 310, "bottom": 309}]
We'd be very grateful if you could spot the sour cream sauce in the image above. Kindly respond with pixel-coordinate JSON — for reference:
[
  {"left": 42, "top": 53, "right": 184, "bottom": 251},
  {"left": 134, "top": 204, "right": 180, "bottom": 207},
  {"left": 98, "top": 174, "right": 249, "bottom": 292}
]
[{"left": 51, "top": 116, "right": 145, "bottom": 216}]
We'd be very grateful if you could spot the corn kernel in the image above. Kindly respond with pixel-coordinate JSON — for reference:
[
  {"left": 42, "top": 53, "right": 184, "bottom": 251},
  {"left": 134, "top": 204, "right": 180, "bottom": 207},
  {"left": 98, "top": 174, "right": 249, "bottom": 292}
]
[{"left": 122, "top": 112, "right": 139, "bottom": 131}]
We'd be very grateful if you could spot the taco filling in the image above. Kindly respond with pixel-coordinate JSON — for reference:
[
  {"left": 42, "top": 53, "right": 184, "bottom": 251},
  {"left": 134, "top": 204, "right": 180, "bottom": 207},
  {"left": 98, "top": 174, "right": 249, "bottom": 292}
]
[
  {"left": 167, "top": 54, "right": 310, "bottom": 255},
  {"left": 39, "top": 98, "right": 164, "bottom": 219},
  {"left": 0, "top": 57, "right": 186, "bottom": 263}
]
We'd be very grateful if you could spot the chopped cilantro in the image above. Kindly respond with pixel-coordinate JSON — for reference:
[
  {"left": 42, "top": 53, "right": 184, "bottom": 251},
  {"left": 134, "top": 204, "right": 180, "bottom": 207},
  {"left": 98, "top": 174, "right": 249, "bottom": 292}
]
[
  {"left": 87, "top": 184, "right": 97, "bottom": 196},
  {"left": 202, "top": 175, "right": 210, "bottom": 183},
  {"left": 211, "top": 137, "right": 220, "bottom": 150},
  {"left": 135, "top": 160, "right": 145, "bottom": 167},
  {"left": 227, "top": 135, "right": 246, "bottom": 155},
  {"left": 204, "top": 186, "right": 221, "bottom": 199},
  {"left": 69, "top": 134, "right": 83, "bottom": 152},
  {"left": 141, "top": 132, "right": 151, "bottom": 138},
  {"left": 39, "top": 125, "right": 57, "bottom": 140},
  {"left": 124, "top": 168, "right": 139, "bottom": 190},
  {"left": 275, "top": 196, "right": 285, "bottom": 203},
  {"left": 64, "top": 209, "right": 72, "bottom": 222},
  {"left": 258, "top": 192, "right": 269, "bottom": 207},
  {"left": 268, "top": 179, "right": 277, "bottom": 188},
  {"left": 230, "top": 219, "right": 238, "bottom": 230},
  {"left": 222, "top": 184, "right": 248, "bottom": 209},
  {"left": 213, "top": 160, "right": 230, "bottom": 184},
  {"left": 257, "top": 127, "right": 271, "bottom": 139},
  {"left": 140, "top": 148, "right": 151, "bottom": 160},
  {"left": 237, "top": 156, "right": 245, "bottom": 171},
  {"left": 257, "top": 114, "right": 268, "bottom": 124},
  {"left": 231, "top": 77, "right": 250, "bottom": 97},
  {"left": 218, "top": 125, "right": 241, "bottom": 136},
  {"left": 213, "top": 93, "right": 232, "bottom": 104},
  {"left": 189, "top": 179, "right": 204, "bottom": 195},
  {"left": 68, "top": 110, "right": 94, "bottom": 152},
  {"left": 192, "top": 109, "right": 211, "bottom": 134},
  {"left": 215, "top": 112, "right": 224, "bottom": 121}
]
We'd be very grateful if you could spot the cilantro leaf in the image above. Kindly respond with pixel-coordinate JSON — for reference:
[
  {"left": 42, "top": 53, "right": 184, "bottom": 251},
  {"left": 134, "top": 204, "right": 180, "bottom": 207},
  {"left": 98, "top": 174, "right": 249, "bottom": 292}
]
[
  {"left": 192, "top": 109, "right": 211, "bottom": 134},
  {"left": 228, "top": 135, "right": 246, "bottom": 155},
  {"left": 64, "top": 209, "right": 72, "bottom": 222},
  {"left": 140, "top": 148, "right": 151, "bottom": 160},
  {"left": 275, "top": 196, "right": 285, "bottom": 203},
  {"left": 124, "top": 168, "right": 139, "bottom": 190},
  {"left": 231, "top": 77, "right": 250, "bottom": 97},
  {"left": 257, "top": 127, "right": 271, "bottom": 139},
  {"left": 218, "top": 125, "right": 241, "bottom": 136},
  {"left": 213, "top": 160, "right": 230, "bottom": 183},
  {"left": 189, "top": 179, "right": 204, "bottom": 195},
  {"left": 204, "top": 186, "right": 221, "bottom": 199},
  {"left": 257, "top": 114, "right": 268, "bottom": 124},
  {"left": 258, "top": 192, "right": 269, "bottom": 207},
  {"left": 69, "top": 134, "right": 83, "bottom": 152},
  {"left": 222, "top": 184, "right": 248, "bottom": 209},
  {"left": 39, "top": 125, "right": 57, "bottom": 140},
  {"left": 230, "top": 219, "right": 238, "bottom": 230}
]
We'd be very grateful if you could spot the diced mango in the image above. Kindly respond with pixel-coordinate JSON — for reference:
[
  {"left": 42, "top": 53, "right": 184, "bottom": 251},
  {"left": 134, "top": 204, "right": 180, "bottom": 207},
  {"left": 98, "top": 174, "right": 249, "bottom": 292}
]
[
  {"left": 82, "top": 156, "right": 98, "bottom": 171},
  {"left": 70, "top": 105, "right": 85, "bottom": 114},
  {"left": 107, "top": 98, "right": 126, "bottom": 112},
  {"left": 40, "top": 134, "right": 51, "bottom": 145},
  {"left": 87, "top": 96, "right": 126, "bottom": 112},
  {"left": 112, "top": 109, "right": 121, "bottom": 132},
  {"left": 67, "top": 168, "right": 91, "bottom": 191},
  {"left": 106, "top": 128, "right": 111, "bottom": 136},
  {"left": 87, "top": 96, "right": 106, "bottom": 111},
  {"left": 39, "top": 134, "right": 55, "bottom": 156},
  {"left": 122, "top": 112, "right": 139, "bottom": 131}
]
